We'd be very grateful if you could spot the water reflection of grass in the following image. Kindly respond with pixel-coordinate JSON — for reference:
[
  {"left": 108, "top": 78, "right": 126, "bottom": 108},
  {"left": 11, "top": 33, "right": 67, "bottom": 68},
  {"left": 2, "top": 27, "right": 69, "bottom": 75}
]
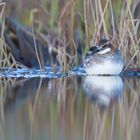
[
  {"left": 0, "top": 0, "right": 139, "bottom": 70},
  {"left": 0, "top": 77, "right": 139, "bottom": 139}
]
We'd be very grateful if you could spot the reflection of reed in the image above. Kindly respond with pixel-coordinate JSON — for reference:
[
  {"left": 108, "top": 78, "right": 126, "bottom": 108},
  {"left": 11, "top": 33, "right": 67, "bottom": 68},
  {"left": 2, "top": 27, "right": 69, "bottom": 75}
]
[
  {"left": 0, "top": 77, "right": 139, "bottom": 139},
  {"left": 82, "top": 78, "right": 140, "bottom": 140},
  {"left": 30, "top": 78, "right": 42, "bottom": 140}
]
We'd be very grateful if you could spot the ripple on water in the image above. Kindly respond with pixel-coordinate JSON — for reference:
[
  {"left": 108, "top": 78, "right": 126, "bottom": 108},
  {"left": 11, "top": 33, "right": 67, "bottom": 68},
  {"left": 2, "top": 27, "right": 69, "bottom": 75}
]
[
  {"left": 0, "top": 67, "right": 139, "bottom": 78},
  {"left": 0, "top": 67, "right": 86, "bottom": 78}
]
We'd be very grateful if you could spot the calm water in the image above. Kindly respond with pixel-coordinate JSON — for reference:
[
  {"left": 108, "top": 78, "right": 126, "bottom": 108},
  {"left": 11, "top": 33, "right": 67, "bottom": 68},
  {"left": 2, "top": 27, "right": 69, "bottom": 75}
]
[{"left": 0, "top": 74, "right": 140, "bottom": 140}]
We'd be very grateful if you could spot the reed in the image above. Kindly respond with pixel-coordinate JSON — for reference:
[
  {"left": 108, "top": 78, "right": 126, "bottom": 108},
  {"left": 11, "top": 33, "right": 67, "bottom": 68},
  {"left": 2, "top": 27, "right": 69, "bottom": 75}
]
[{"left": 1, "top": 0, "right": 140, "bottom": 70}]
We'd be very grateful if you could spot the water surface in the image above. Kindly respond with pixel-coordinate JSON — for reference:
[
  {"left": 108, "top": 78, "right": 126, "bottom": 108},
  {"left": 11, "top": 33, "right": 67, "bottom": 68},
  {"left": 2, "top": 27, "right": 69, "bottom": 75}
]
[{"left": 0, "top": 75, "right": 140, "bottom": 140}]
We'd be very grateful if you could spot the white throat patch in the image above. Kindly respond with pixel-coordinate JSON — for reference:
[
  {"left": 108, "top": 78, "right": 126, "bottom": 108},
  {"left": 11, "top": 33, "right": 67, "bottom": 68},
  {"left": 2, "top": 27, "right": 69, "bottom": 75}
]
[{"left": 98, "top": 48, "right": 111, "bottom": 54}]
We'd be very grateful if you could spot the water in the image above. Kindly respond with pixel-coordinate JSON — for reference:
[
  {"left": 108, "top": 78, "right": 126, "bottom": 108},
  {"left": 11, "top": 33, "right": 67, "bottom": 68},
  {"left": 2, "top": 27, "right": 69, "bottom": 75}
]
[
  {"left": 0, "top": 67, "right": 140, "bottom": 78},
  {"left": 0, "top": 68, "right": 140, "bottom": 140},
  {"left": 0, "top": 67, "right": 86, "bottom": 78}
]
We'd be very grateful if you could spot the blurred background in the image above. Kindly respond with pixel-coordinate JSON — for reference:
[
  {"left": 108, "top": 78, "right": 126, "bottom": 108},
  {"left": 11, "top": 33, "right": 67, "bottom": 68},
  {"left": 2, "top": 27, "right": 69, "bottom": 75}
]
[{"left": 0, "top": 0, "right": 140, "bottom": 69}]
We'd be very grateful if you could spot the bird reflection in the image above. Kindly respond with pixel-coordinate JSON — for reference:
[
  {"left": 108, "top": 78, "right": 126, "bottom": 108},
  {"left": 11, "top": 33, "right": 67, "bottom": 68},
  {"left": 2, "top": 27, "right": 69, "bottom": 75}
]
[{"left": 83, "top": 76, "right": 124, "bottom": 108}]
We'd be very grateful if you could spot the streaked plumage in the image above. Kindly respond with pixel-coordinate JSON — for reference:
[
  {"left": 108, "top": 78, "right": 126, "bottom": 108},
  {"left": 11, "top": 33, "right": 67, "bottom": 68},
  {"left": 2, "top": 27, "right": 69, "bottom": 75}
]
[{"left": 83, "top": 39, "right": 124, "bottom": 75}]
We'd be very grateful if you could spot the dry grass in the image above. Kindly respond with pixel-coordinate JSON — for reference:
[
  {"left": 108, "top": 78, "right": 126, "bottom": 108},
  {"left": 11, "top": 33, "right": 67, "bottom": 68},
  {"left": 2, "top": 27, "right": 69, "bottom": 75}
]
[
  {"left": 0, "top": 1, "right": 21, "bottom": 69},
  {"left": 1, "top": 0, "right": 140, "bottom": 70}
]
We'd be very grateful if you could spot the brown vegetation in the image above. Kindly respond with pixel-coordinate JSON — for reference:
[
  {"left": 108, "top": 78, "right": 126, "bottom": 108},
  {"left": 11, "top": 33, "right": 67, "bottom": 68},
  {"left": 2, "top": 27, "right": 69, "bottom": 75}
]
[{"left": 0, "top": 0, "right": 140, "bottom": 71}]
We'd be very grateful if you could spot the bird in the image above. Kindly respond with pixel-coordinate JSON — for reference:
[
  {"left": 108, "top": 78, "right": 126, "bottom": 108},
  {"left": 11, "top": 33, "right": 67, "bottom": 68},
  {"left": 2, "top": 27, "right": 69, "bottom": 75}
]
[{"left": 83, "top": 39, "right": 124, "bottom": 75}]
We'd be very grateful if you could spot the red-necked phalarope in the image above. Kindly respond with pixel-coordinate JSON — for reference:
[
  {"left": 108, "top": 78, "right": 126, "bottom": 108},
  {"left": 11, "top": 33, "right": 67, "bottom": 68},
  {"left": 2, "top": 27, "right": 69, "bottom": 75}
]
[{"left": 83, "top": 39, "right": 124, "bottom": 75}]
